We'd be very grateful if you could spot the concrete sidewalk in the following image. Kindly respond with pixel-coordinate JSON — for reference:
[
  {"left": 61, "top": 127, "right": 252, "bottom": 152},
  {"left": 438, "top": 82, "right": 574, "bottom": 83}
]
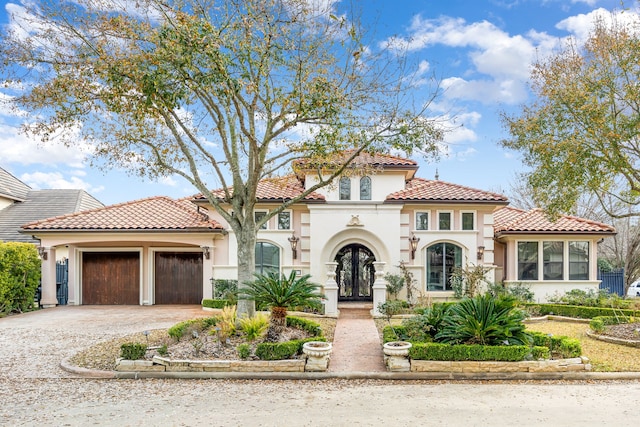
[{"left": 329, "top": 303, "right": 386, "bottom": 373}]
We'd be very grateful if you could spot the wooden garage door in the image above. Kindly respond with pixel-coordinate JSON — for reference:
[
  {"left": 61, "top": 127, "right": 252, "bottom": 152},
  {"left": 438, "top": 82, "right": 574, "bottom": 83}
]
[
  {"left": 82, "top": 252, "right": 140, "bottom": 305},
  {"left": 155, "top": 252, "right": 203, "bottom": 304}
]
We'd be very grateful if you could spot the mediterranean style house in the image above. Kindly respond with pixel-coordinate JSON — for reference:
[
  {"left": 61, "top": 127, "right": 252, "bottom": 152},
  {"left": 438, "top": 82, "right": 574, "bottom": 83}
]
[{"left": 22, "top": 152, "right": 615, "bottom": 314}]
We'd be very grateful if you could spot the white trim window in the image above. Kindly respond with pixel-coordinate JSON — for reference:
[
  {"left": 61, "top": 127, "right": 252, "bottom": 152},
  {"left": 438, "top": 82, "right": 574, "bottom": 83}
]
[
  {"left": 543, "top": 241, "right": 563, "bottom": 280},
  {"left": 438, "top": 211, "right": 452, "bottom": 230},
  {"left": 461, "top": 211, "right": 475, "bottom": 231},
  {"left": 569, "top": 241, "right": 589, "bottom": 280},
  {"left": 517, "top": 241, "right": 538, "bottom": 280},
  {"left": 416, "top": 211, "right": 429, "bottom": 230},
  {"left": 339, "top": 177, "right": 351, "bottom": 200},
  {"left": 360, "top": 176, "right": 372, "bottom": 200},
  {"left": 254, "top": 211, "right": 268, "bottom": 229},
  {"left": 277, "top": 211, "right": 291, "bottom": 230}
]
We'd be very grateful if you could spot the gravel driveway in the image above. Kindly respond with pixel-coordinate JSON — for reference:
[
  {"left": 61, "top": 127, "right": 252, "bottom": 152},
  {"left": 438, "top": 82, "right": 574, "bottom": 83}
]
[{"left": 2, "top": 306, "right": 640, "bottom": 426}]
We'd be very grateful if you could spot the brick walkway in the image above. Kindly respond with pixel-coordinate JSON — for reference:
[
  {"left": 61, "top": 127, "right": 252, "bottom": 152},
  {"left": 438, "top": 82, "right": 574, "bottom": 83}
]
[{"left": 328, "top": 303, "right": 386, "bottom": 372}]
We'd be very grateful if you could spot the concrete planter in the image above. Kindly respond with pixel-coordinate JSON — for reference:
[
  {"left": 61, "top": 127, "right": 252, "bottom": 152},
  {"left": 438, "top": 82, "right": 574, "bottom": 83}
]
[
  {"left": 302, "top": 341, "right": 332, "bottom": 371},
  {"left": 383, "top": 341, "right": 412, "bottom": 372}
]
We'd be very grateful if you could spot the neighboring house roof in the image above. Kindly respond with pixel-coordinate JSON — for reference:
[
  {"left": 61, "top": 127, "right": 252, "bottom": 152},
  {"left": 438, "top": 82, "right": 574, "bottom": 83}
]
[
  {"left": 1, "top": 189, "right": 104, "bottom": 243},
  {"left": 493, "top": 206, "right": 616, "bottom": 236},
  {"left": 385, "top": 178, "right": 509, "bottom": 204},
  {"left": 195, "top": 175, "right": 326, "bottom": 203},
  {"left": 0, "top": 166, "right": 31, "bottom": 201},
  {"left": 22, "top": 196, "right": 223, "bottom": 232}
]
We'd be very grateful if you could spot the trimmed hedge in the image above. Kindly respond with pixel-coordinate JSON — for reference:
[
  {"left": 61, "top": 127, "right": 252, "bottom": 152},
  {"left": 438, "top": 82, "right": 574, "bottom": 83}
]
[
  {"left": 589, "top": 316, "right": 638, "bottom": 333},
  {"left": 167, "top": 317, "right": 218, "bottom": 341},
  {"left": 120, "top": 342, "right": 147, "bottom": 360},
  {"left": 409, "top": 342, "right": 549, "bottom": 362},
  {"left": 385, "top": 326, "right": 579, "bottom": 360},
  {"left": 255, "top": 341, "right": 300, "bottom": 360},
  {"left": 529, "top": 331, "right": 581, "bottom": 358},
  {"left": 286, "top": 316, "right": 324, "bottom": 337},
  {"left": 202, "top": 299, "right": 232, "bottom": 309},
  {"left": 527, "top": 303, "right": 640, "bottom": 319}
]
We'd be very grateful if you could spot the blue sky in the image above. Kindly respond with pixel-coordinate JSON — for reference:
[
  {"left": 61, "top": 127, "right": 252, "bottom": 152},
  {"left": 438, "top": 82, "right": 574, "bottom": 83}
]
[{"left": 0, "top": 0, "right": 635, "bottom": 205}]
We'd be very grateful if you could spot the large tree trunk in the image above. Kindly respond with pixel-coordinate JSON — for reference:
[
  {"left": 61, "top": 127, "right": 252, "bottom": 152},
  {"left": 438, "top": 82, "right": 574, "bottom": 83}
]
[{"left": 236, "top": 226, "right": 257, "bottom": 318}]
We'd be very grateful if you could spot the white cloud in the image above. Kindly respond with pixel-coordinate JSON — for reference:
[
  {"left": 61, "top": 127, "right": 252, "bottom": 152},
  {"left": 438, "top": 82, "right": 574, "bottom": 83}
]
[
  {"left": 556, "top": 8, "right": 640, "bottom": 43},
  {"left": 20, "top": 171, "right": 104, "bottom": 193},
  {"left": 0, "top": 123, "right": 90, "bottom": 168},
  {"left": 441, "top": 76, "right": 528, "bottom": 105}
]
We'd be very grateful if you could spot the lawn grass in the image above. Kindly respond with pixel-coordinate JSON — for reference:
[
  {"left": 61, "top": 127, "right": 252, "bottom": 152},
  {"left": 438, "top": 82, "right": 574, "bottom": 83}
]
[{"left": 526, "top": 320, "right": 640, "bottom": 372}]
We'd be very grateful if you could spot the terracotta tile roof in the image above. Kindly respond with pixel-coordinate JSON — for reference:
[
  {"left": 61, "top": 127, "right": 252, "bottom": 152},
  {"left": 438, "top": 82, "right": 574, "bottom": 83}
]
[
  {"left": 494, "top": 206, "right": 615, "bottom": 235},
  {"left": 293, "top": 150, "right": 418, "bottom": 168},
  {"left": 196, "top": 175, "right": 325, "bottom": 202},
  {"left": 21, "top": 196, "right": 223, "bottom": 232},
  {"left": 386, "top": 178, "right": 509, "bottom": 203}
]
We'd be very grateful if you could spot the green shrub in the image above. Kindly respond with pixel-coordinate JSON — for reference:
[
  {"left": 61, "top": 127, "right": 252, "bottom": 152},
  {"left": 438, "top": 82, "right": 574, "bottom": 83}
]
[
  {"left": 237, "top": 343, "right": 251, "bottom": 360},
  {"left": 589, "top": 315, "right": 637, "bottom": 333},
  {"left": 409, "top": 342, "right": 533, "bottom": 362},
  {"left": 548, "top": 288, "right": 629, "bottom": 308},
  {"left": 377, "top": 300, "right": 407, "bottom": 319},
  {"left": 529, "top": 331, "right": 582, "bottom": 358},
  {"left": 399, "top": 314, "right": 435, "bottom": 342},
  {"left": 383, "top": 325, "right": 406, "bottom": 343},
  {"left": 486, "top": 282, "right": 534, "bottom": 304},
  {"left": 0, "top": 242, "right": 41, "bottom": 314},
  {"left": 238, "top": 313, "right": 269, "bottom": 341},
  {"left": 120, "top": 342, "right": 147, "bottom": 360},
  {"left": 167, "top": 317, "right": 217, "bottom": 341},
  {"left": 286, "top": 316, "right": 323, "bottom": 337},
  {"left": 157, "top": 344, "right": 168, "bottom": 356},
  {"left": 436, "top": 294, "right": 531, "bottom": 345},
  {"left": 527, "top": 304, "right": 640, "bottom": 319},
  {"left": 202, "top": 299, "right": 231, "bottom": 309},
  {"left": 211, "top": 279, "right": 238, "bottom": 303},
  {"left": 255, "top": 341, "right": 300, "bottom": 360},
  {"left": 531, "top": 346, "right": 551, "bottom": 360}
]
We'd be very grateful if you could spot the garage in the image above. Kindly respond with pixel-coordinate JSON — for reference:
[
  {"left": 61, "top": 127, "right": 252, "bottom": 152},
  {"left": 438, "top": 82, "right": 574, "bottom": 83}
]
[
  {"left": 154, "top": 252, "right": 203, "bottom": 304},
  {"left": 82, "top": 252, "right": 140, "bottom": 305}
]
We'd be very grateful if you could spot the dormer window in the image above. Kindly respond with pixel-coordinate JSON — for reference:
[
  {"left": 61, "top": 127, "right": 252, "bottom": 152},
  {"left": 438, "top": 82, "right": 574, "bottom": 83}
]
[
  {"left": 360, "top": 176, "right": 371, "bottom": 200},
  {"left": 339, "top": 177, "right": 351, "bottom": 200}
]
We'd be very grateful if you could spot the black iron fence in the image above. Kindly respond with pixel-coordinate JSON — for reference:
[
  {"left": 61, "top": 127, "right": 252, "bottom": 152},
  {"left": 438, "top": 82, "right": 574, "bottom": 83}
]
[{"left": 598, "top": 268, "right": 624, "bottom": 296}]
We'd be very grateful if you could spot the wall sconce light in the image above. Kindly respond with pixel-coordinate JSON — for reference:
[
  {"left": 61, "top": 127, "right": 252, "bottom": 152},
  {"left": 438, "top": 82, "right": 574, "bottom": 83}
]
[
  {"left": 477, "top": 246, "right": 485, "bottom": 260},
  {"left": 201, "top": 246, "right": 210, "bottom": 260},
  {"left": 409, "top": 234, "right": 420, "bottom": 260},
  {"left": 288, "top": 232, "right": 299, "bottom": 260},
  {"left": 37, "top": 246, "right": 48, "bottom": 260}
]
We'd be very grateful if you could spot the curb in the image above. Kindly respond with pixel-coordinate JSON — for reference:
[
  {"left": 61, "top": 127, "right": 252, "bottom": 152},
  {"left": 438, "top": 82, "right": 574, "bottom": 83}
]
[{"left": 60, "top": 359, "right": 640, "bottom": 381}]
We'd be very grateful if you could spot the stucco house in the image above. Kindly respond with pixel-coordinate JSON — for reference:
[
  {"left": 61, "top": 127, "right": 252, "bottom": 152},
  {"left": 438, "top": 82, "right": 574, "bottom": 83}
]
[{"left": 23, "top": 153, "right": 615, "bottom": 312}]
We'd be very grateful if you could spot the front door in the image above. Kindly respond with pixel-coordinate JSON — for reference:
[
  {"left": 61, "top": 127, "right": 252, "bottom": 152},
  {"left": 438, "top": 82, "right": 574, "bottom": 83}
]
[{"left": 335, "top": 244, "right": 375, "bottom": 301}]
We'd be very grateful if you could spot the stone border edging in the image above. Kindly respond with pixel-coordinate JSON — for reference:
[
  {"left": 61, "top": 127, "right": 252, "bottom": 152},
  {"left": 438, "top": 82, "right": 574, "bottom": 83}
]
[
  {"left": 585, "top": 329, "right": 640, "bottom": 348},
  {"left": 526, "top": 315, "right": 591, "bottom": 324}
]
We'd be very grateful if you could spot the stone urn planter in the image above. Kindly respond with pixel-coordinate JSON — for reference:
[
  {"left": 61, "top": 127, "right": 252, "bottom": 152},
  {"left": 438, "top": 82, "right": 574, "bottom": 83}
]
[
  {"left": 383, "top": 341, "right": 412, "bottom": 372},
  {"left": 302, "top": 341, "right": 332, "bottom": 372}
]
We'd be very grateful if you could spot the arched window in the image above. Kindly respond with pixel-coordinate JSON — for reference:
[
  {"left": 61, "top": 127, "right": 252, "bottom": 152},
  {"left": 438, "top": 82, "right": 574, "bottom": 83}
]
[
  {"left": 426, "top": 243, "right": 462, "bottom": 291},
  {"left": 360, "top": 176, "right": 371, "bottom": 200},
  {"left": 255, "top": 242, "right": 280, "bottom": 275},
  {"left": 339, "top": 177, "right": 351, "bottom": 200}
]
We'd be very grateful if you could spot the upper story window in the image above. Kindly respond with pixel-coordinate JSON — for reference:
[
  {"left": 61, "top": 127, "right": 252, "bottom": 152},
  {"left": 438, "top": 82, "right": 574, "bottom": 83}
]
[
  {"left": 254, "top": 211, "right": 268, "bottom": 229},
  {"left": 569, "top": 241, "right": 589, "bottom": 280},
  {"left": 438, "top": 211, "right": 451, "bottom": 230},
  {"left": 339, "top": 177, "right": 351, "bottom": 200},
  {"left": 359, "top": 176, "right": 371, "bottom": 200},
  {"left": 277, "top": 211, "right": 291, "bottom": 230},
  {"left": 416, "top": 212, "right": 429, "bottom": 230},
  {"left": 461, "top": 212, "right": 475, "bottom": 230},
  {"left": 518, "top": 241, "right": 538, "bottom": 280}
]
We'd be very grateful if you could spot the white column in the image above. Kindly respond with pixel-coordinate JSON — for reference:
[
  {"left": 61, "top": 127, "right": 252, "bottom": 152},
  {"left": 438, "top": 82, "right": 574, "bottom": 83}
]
[
  {"left": 67, "top": 247, "right": 77, "bottom": 305},
  {"left": 372, "top": 261, "right": 387, "bottom": 316},
  {"left": 202, "top": 246, "right": 214, "bottom": 301},
  {"left": 323, "top": 262, "right": 339, "bottom": 317},
  {"left": 40, "top": 247, "right": 58, "bottom": 308}
]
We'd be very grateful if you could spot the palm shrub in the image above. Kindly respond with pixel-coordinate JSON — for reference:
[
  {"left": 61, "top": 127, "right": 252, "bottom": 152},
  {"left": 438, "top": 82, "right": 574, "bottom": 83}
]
[
  {"left": 435, "top": 294, "right": 531, "bottom": 346},
  {"left": 240, "top": 271, "right": 323, "bottom": 342}
]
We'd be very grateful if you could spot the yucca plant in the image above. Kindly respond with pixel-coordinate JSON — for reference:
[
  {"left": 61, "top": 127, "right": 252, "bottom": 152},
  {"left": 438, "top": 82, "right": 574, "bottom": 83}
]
[
  {"left": 435, "top": 294, "right": 531, "bottom": 346},
  {"left": 240, "top": 271, "right": 323, "bottom": 342}
]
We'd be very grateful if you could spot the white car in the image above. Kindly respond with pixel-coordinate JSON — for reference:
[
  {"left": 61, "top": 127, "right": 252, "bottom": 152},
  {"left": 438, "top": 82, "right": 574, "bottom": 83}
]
[{"left": 627, "top": 280, "right": 640, "bottom": 297}]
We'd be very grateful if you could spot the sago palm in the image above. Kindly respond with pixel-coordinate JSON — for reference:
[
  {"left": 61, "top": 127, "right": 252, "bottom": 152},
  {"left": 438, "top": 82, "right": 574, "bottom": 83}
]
[
  {"left": 435, "top": 294, "right": 531, "bottom": 346},
  {"left": 240, "top": 271, "right": 323, "bottom": 342}
]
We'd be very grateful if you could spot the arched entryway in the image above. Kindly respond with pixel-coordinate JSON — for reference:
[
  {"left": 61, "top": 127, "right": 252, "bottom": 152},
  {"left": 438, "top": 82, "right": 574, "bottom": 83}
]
[{"left": 335, "top": 244, "right": 376, "bottom": 302}]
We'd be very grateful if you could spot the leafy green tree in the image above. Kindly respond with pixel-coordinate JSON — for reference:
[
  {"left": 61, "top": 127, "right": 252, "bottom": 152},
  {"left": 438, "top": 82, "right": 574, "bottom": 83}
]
[
  {"left": 0, "top": 242, "right": 41, "bottom": 314},
  {"left": 0, "top": 0, "right": 444, "bottom": 317},
  {"left": 240, "top": 271, "right": 323, "bottom": 342},
  {"left": 501, "top": 13, "right": 640, "bottom": 220}
]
